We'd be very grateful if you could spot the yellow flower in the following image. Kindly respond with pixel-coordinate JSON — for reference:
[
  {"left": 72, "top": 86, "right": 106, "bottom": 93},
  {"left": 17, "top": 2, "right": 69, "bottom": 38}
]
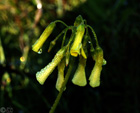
[
  {"left": 70, "top": 23, "right": 85, "bottom": 57},
  {"left": 72, "top": 56, "right": 87, "bottom": 86},
  {"left": 56, "top": 59, "right": 65, "bottom": 91},
  {"left": 36, "top": 47, "right": 66, "bottom": 85},
  {"left": 89, "top": 47, "right": 104, "bottom": 88},
  {"left": 32, "top": 22, "right": 56, "bottom": 53}
]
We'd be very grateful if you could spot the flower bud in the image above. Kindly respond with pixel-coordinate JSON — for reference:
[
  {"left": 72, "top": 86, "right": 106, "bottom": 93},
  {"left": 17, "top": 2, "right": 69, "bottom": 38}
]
[
  {"left": 81, "top": 46, "right": 87, "bottom": 59},
  {"left": 36, "top": 47, "right": 66, "bottom": 85},
  {"left": 32, "top": 22, "right": 56, "bottom": 53},
  {"left": 70, "top": 23, "right": 85, "bottom": 57},
  {"left": 89, "top": 47, "right": 104, "bottom": 88},
  {"left": 56, "top": 59, "right": 65, "bottom": 91},
  {"left": 74, "top": 15, "right": 83, "bottom": 27},
  {"left": 48, "top": 40, "right": 56, "bottom": 52},
  {"left": 72, "top": 56, "right": 87, "bottom": 86}
]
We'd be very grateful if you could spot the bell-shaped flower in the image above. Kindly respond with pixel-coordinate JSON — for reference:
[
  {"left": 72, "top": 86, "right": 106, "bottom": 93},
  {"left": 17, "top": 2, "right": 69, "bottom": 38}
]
[
  {"left": 72, "top": 56, "right": 87, "bottom": 86},
  {"left": 70, "top": 23, "right": 85, "bottom": 57},
  {"left": 36, "top": 47, "right": 66, "bottom": 85},
  {"left": 56, "top": 59, "right": 65, "bottom": 91},
  {"left": 32, "top": 22, "right": 56, "bottom": 53},
  {"left": 89, "top": 47, "right": 104, "bottom": 88}
]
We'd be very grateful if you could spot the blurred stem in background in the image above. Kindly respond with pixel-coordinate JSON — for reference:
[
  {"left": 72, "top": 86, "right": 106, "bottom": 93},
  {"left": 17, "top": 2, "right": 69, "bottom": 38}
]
[{"left": 0, "top": 38, "right": 6, "bottom": 66}]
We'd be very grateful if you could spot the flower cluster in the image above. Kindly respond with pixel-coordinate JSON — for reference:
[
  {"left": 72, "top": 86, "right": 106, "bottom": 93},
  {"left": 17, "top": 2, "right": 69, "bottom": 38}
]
[{"left": 32, "top": 15, "right": 106, "bottom": 91}]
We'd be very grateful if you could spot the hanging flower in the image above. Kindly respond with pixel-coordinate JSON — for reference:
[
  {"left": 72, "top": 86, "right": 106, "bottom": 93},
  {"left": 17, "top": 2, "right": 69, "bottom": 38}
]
[
  {"left": 32, "top": 16, "right": 106, "bottom": 112},
  {"left": 72, "top": 55, "right": 87, "bottom": 86},
  {"left": 89, "top": 47, "right": 104, "bottom": 87},
  {"left": 32, "top": 15, "right": 106, "bottom": 91},
  {"left": 36, "top": 47, "right": 66, "bottom": 85},
  {"left": 70, "top": 23, "right": 85, "bottom": 57},
  {"left": 56, "top": 59, "right": 66, "bottom": 91},
  {"left": 32, "top": 22, "right": 56, "bottom": 53}
]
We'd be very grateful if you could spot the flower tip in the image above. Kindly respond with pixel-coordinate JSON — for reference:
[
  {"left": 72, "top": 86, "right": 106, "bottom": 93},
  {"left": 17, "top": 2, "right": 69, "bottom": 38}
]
[
  {"left": 32, "top": 43, "right": 39, "bottom": 53},
  {"left": 103, "top": 59, "right": 107, "bottom": 65},
  {"left": 70, "top": 51, "right": 78, "bottom": 57},
  {"left": 81, "top": 47, "right": 87, "bottom": 59},
  {"left": 48, "top": 49, "right": 50, "bottom": 52},
  {"left": 89, "top": 80, "right": 100, "bottom": 88},
  {"left": 36, "top": 74, "right": 45, "bottom": 85},
  {"left": 56, "top": 86, "right": 66, "bottom": 92},
  {"left": 32, "top": 47, "right": 38, "bottom": 53},
  {"left": 72, "top": 77, "right": 87, "bottom": 87}
]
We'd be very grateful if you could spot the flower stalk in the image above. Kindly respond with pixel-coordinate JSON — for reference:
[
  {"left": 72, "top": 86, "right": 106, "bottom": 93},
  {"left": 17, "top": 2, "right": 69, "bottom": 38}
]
[
  {"left": 32, "top": 15, "right": 106, "bottom": 113},
  {"left": 49, "top": 57, "right": 75, "bottom": 113}
]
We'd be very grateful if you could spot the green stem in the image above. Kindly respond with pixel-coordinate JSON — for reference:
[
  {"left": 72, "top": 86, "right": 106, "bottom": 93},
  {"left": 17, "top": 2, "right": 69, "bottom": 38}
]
[
  {"left": 66, "top": 27, "right": 76, "bottom": 47},
  {"left": 85, "top": 26, "right": 95, "bottom": 53},
  {"left": 48, "top": 28, "right": 69, "bottom": 52},
  {"left": 55, "top": 20, "right": 69, "bottom": 27},
  {"left": 49, "top": 57, "right": 75, "bottom": 113},
  {"left": 87, "top": 25, "right": 99, "bottom": 47},
  {"left": 54, "top": 28, "right": 68, "bottom": 42},
  {"left": 88, "top": 34, "right": 95, "bottom": 53},
  {"left": 61, "top": 28, "right": 69, "bottom": 48}
]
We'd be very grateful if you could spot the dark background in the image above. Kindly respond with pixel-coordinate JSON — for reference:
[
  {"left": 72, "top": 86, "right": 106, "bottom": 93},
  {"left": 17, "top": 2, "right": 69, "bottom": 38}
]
[{"left": 0, "top": 0, "right": 140, "bottom": 113}]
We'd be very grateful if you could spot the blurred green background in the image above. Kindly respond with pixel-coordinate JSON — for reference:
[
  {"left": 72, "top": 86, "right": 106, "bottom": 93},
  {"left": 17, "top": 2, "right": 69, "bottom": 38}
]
[{"left": 0, "top": 0, "right": 140, "bottom": 113}]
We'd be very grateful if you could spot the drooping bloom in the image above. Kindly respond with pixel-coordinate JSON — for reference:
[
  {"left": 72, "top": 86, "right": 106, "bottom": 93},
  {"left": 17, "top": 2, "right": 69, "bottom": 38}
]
[
  {"left": 70, "top": 23, "right": 85, "bottom": 57},
  {"left": 72, "top": 56, "right": 87, "bottom": 86},
  {"left": 32, "top": 15, "right": 106, "bottom": 91},
  {"left": 56, "top": 59, "right": 65, "bottom": 91},
  {"left": 36, "top": 47, "right": 66, "bottom": 85},
  {"left": 89, "top": 47, "right": 104, "bottom": 87},
  {"left": 32, "top": 22, "right": 56, "bottom": 53}
]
